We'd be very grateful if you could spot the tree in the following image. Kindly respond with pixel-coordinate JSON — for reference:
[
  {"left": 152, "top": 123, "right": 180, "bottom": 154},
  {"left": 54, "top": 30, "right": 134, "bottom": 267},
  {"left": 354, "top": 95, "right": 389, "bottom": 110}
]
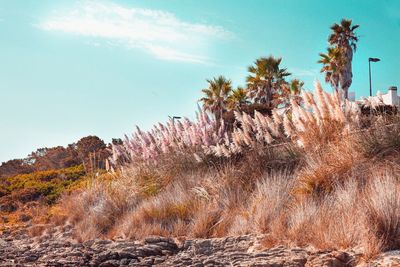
[
  {"left": 200, "top": 75, "right": 232, "bottom": 123},
  {"left": 227, "top": 86, "right": 250, "bottom": 110},
  {"left": 0, "top": 159, "right": 34, "bottom": 178},
  {"left": 279, "top": 79, "right": 304, "bottom": 109},
  {"left": 0, "top": 135, "right": 114, "bottom": 178},
  {"left": 318, "top": 46, "right": 343, "bottom": 92},
  {"left": 246, "top": 56, "right": 291, "bottom": 108},
  {"left": 75, "top": 136, "right": 111, "bottom": 172},
  {"left": 328, "top": 19, "right": 359, "bottom": 98},
  {"left": 29, "top": 146, "right": 78, "bottom": 171}
]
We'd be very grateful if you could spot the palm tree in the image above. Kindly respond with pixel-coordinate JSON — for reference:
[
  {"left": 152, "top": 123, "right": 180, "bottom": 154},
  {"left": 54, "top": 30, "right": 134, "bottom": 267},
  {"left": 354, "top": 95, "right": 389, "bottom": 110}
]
[
  {"left": 227, "top": 86, "right": 250, "bottom": 110},
  {"left": 328, "top": 19, "right": 359, "bottom": 98},
  {"left": 246, "top": 56, "right": 291, "bottom": 109},
  {"left": 318, "top": 46, "right": 343, "bottom": 92},
  {"left": 279, "top": 79, "right": 304, "bottom": 108},
  {"left": 200, "top": 75, "right": 232, "bottom": 123}
]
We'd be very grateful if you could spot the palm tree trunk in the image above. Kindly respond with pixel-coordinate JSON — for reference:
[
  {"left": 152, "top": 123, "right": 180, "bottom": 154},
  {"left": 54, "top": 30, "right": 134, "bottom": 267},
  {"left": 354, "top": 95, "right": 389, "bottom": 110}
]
[
  {"left": 264, "top": 83, "right": 272, "bottom": 109},
  {"left": 340, "top": 45, "right": 353, "bottom": 99}
]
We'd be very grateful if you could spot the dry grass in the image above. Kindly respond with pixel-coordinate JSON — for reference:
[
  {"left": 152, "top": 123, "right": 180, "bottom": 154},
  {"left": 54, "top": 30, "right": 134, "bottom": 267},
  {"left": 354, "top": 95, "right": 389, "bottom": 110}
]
[
  {"left": 246, "top": 171, "right": 294, "bottom": 234},
  {"left": 116, "top": 180, "right": 199, "bottom": 239},
  {"left": 295, "top": 137, "right": 363, "bottom": 197},
  {"left": 56, "top": 84, "right": 400, "bottom": 259},
  {"left": 61, "top": 150, "right": 400, "bottom": 258},
  {"left": 60, "top": 173, "right": 139, "bottom": 240},
  {"left": 364, "top": 174, "right": 400, "bottom": 252}
]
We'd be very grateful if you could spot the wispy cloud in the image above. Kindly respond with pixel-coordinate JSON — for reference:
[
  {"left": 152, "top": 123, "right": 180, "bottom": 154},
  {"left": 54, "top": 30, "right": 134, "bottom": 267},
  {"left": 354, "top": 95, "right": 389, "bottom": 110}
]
[
  {"left": 291, "top": 68, "right": 320, "bottom": 77},
  {"left": 37, "top": 1, "right": 232, "bottom": 64}
]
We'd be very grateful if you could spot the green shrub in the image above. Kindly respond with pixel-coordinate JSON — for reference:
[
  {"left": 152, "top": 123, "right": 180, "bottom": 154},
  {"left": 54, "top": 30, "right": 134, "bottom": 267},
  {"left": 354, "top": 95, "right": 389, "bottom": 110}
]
[{"left": 1, "top": 165, "right": 87, "bottom": 205}]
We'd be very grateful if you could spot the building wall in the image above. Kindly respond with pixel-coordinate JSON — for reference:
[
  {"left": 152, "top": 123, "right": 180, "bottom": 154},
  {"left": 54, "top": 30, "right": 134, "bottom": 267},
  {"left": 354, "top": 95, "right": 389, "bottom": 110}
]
[{"left": 369, "top": 87, "right": 399, "bottom": 106}]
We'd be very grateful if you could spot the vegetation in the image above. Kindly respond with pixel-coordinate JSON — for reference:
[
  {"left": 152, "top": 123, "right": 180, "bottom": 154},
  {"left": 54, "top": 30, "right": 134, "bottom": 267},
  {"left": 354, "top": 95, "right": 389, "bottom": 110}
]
[
  {"left": 200, "top": 75, "right": 233, "bottom": 124},
  {"left": 5, "top": 17, "right": 400, "bottom": 261},
  {"left": 60, "top": 80, "right": 400, "bottom": 259},
  {"left": 318, "top": 46, "right": 343, "bottom": 91},
  {"left": 246, "top": 56, "right": 291, "bottom": 108},
  {"left": 227, "top": 86, "right": 250, "bottom": 110},
  {"left": 52, "top": 19, "right": 400, "bottom": 259},
  {"left": 0, "top": 165, "right": 89, "bottom": 229},
  {"left": 0, "top": 135, "right": 114, "bottom": 228},
  {"left": 0, "top": 135, "right": 112, "bottom": 178},
  {"left": 319, "top": 19, "right": 359, "bottom": 98}
]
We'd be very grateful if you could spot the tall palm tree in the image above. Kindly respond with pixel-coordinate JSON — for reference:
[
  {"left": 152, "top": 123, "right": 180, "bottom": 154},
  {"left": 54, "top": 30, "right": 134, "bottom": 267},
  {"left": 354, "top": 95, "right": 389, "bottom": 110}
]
[
  {"left": 227, "top": 86, "right": 250, "bottom": 110},
  {"left": 246, "top": 56, "right": 291, "bottom": 109},
  {"left": 318, "top": 46, "right": 343, "bottom": 92},
  {"left": 328, "top": 19, "right": 359, "bottom": 99},
  {"left": 200, "top": 75, "right": 232, "bottom": 123}
]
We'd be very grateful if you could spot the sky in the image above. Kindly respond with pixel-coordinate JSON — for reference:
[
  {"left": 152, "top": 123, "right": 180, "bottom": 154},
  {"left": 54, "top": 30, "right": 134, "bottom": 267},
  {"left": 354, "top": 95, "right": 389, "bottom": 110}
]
[{"left": 0, "top": 0, "right": 399, "bottom": 162}]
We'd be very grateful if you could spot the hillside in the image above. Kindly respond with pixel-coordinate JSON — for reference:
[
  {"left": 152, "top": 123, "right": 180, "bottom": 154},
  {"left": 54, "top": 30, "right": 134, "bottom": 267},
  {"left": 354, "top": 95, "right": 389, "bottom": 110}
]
[
  {"left": 0, "top": 136, "right": 115, "bottom": 229},
  {"left": 2, "top": 84, "right": 400, "bottom": 266}
]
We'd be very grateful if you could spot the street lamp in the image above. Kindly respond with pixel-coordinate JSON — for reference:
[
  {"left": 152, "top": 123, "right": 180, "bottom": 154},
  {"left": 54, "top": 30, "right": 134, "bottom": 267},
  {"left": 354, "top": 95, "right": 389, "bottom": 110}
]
[
  {"left": 168, "top": 116, "right": 181, "bottom": 123},
  {"left": 369, "top": 57, "right": 381, "bottom": 97}
]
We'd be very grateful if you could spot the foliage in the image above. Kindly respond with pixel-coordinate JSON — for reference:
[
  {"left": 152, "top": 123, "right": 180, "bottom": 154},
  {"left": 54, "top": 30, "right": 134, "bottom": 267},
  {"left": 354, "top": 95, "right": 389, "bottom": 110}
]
[
  {"left": 200, "top": 75, "right": 232, "bottom": 123},
  {"left": 9, "top": 17, "right": 400, "bottom": 260},
  {"left": 207, "top": 82, "right": 360, "bottom": 157},
  {"left": 246, "top": 56, "right": 291, "bottom": 108},
  {"left": 319, "top": 18, "right": 359, "bottom": 98},
  {"left": 328, "top": 19, "right": 359, "bottom": 50},
  {"left": 318, "top": 46, "right": 343, "bottom": 91},
  {"left": 227, "top": 86, "right": 250, "bottom": 110},
  {"left": 278, "top": 79, "right": 304, "bottom": 108},
  {"left": 59, "top": 78, "right": 400, "bottom": 259},
  {"left": 111, "top": 109, "right": 225, "bottom": 164},
  {"left": 199, "top": 58, "right": 304, "bottom": 124},
  {"left": 0, "top": 165, "right": 87, "bottom": 205},
  {"left": 0, "top": 135, "right": 111, "bottom": 178},
  {"left": 0, "top": 165, "right": 90, "bottom": 229}
]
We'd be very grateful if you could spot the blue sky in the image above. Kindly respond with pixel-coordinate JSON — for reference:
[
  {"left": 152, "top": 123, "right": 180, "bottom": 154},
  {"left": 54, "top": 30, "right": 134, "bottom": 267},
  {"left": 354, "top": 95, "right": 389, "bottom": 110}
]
[{"left": 0, "top": 0, "right": 399, "bottom": 162}]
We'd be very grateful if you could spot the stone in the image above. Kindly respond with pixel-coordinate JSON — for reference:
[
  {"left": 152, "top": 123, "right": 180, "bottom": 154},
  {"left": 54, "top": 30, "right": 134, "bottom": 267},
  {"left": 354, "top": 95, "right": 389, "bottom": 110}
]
[
  {"left": 0, "top": 228, "right": 366, "bottom": 267},
  {"left": 99, "top": 260, "right": 120, "bottom": 267},
  {"left": 24, "top": 255, "right": 39, "bottom": 262},
  {"left": 119, "top": 258, "right": 130, "bottom": 265},
  {"left": 117, "top": 251, "right": 137, "bottom": 260}
]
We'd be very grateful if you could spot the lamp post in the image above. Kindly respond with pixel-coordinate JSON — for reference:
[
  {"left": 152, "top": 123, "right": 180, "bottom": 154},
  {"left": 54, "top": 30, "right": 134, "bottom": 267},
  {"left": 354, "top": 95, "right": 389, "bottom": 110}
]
[
  {"left": 168, "top": 116, "right": 181, "bottom": 123},
  {"left": 369, "top": 57, "right": 381, "bottom": 97}
]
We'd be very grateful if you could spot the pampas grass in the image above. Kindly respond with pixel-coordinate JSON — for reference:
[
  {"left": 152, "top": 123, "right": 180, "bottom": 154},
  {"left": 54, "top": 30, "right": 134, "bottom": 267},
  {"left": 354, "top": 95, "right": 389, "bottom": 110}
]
[
  {"left": 111, "top": 109, "right": 225, "bottom": 165},
  {"left": 207, "top": 81, "right": 360, "bottom": 157},
  {"left": 59, "top": 82, "right": 400, "bottom": 259}
]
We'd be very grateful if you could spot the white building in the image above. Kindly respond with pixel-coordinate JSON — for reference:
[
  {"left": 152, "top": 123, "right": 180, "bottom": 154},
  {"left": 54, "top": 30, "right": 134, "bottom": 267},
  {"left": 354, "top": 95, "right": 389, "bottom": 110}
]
[
  {"left": 355, "top": 86, "right": 399, "bottom": 107},
  {"left": 379, "top": 86, "right": 399, "bottom": 106}
]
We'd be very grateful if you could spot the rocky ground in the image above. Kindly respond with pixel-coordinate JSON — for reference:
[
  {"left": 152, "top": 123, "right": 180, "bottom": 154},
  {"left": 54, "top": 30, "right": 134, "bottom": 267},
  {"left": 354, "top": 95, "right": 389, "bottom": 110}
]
[{"left": 0, "top": 225, "right": 399, "bottom": 266}]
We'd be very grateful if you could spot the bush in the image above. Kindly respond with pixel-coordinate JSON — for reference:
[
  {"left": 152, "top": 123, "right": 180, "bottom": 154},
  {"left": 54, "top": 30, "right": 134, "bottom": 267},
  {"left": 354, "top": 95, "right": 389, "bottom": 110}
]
[
  {"left": 2, "top": 165, "right": 86, "bottom": 204},
  {"left": 58, "top": 83, "right": 400, "bottom": 259}
]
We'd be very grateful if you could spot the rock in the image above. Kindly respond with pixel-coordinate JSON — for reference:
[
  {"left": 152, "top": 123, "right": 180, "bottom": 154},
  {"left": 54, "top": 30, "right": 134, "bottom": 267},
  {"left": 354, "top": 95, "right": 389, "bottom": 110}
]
[
  {"left": 305, "top": 251, "right": 355, "bottom": 267},
  {"left": 119, "top": 258, "right": 130, "bottom": 265},
  {"left": 194, "top": 240, "right": 213, "bottom": 255},
  {"left": 24, "top": 255, "right": 39, "bottom": 262},
  {"left": 117, "top": 251, "right": 137, "bottom": 260},
  {"left": 153, "top": 256, "right": 166, "bottom": 264},
  {"left": 99, "top": 259, "right": 120, "bottom": 267},
  {"left": 144, "top": 236, "right": 176, "bottom": 244},
  {"left": 95, "top": 239, "right": 112, "bottom": 245},
  {"left": 83, "top": 239, "right": 95, "bottom": 247},
  {"left": 0, "top": 228, "right": 367, "bottom": 267}
]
